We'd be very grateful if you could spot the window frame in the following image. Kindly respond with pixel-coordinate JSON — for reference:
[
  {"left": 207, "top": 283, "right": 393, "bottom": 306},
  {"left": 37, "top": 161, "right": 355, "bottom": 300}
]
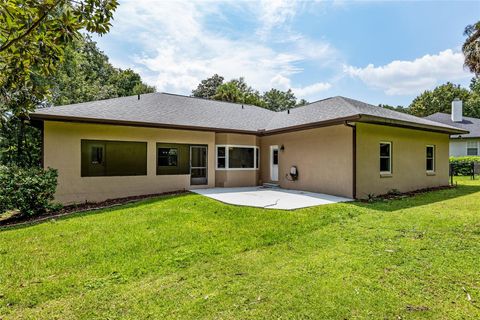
[
  {"left": 466, "top": 141, "right": 479, "bottom": 156},
  {"left": 215, "top": 145, "right": 260, "bottom": 170},
  {"left": 426, "top": 145, "right": 435, "bottom": 173},
  {"left": 81, "top": 139, "right": 147, "bottom": 177},
  {"left": 379, "top": 141, "right": 392, "bottom": 175}
]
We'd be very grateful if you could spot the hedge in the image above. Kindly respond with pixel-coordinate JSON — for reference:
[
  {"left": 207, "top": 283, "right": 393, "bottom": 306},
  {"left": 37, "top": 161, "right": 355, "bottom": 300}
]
[
  {"left": 0, "top": 166, "right": 59, "bottom": 216},
  {"left": 449, "top": 156, "right": 480, "bottom": 176}
]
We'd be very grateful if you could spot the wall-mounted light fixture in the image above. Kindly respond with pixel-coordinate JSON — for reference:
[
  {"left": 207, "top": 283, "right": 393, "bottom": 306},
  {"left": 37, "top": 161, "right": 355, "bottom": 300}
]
[{"left": 280, "top": 144, "right": 285, "bottom": 152}]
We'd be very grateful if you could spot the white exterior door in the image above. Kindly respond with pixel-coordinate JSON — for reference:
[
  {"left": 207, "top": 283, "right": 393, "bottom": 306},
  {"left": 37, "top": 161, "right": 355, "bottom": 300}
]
[{"left": 270, "top": 145, "right": 279, "bottom": 181}]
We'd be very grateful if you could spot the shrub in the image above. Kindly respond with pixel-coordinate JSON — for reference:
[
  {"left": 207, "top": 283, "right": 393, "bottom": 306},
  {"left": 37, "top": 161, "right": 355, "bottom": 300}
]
[
  {"left": 449, "top": 156, "right": 480, "bottom": 176},
  {"left": 0, "top": 166, "right": 59, "bottom": 216}
]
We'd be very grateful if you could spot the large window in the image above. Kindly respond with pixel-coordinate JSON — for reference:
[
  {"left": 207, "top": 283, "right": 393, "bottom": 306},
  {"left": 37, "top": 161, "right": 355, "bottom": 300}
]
[
  {"left": 81, "top": 140, "right": 147, "bottom": 177},
  {"left": 379, "top": 142, "right": 392, "bottom": 174},
  {"left": 426, "top": 145, "right": 435, "bottom": 172},
  {"left": 467, "top": 141, "right": 478, "bottom": 156},
  {"left": 156, "top": 143, "right": 190, "bottom": 175},
  {"left": 216, "top": 145, "right": 259, "bottom": 170}
]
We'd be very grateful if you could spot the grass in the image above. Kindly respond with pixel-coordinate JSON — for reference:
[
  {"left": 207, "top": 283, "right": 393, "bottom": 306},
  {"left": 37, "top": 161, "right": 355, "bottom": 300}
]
[{"left": 1, "top": 177, "right": 480, "bottom": 319}]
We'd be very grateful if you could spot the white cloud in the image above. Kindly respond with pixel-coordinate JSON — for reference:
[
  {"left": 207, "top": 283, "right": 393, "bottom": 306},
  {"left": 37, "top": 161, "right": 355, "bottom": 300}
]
[
  {"left": 104, "top": 0, "right": 338, "bottom": 96},
  {"left": 293, "top": 82, "right": 332, "bottom": 97},
  {"left": 344, "top": 49, "right": 470, "bottom": 95},
  {"left": 255, "top": 0, "right": 299, "bottom": 38}
]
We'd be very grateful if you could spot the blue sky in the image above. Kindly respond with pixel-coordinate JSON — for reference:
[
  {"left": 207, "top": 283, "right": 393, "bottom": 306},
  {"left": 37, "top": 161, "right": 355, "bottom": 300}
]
[{"left": 93, "top": 0, "right": 480, "bottom": 106}]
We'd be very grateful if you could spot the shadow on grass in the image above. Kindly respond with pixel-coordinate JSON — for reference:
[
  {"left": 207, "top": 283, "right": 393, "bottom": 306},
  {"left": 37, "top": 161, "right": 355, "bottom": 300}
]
[
  {"left": 0, "top": 192, "right": 195, "bottom": 231},
  {"left": 353, "top": 184, "right": 480, "bottom": 212}
]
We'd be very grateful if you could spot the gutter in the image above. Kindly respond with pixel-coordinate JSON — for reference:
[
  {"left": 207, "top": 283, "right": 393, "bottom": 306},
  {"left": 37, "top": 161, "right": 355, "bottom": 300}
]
[{"left": 358, "top": 115, "right": 469, "bottom": 135}]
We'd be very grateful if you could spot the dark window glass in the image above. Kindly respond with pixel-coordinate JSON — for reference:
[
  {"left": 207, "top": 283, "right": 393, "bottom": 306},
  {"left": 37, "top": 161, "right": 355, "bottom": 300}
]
[
  {"left": 426, "top": 159, "right": 434, "bottom": 171},
  {"left": 256, "top": 148, "right": 259, "bottom": 168},
  {"left": 217, "top": 147, "right": 226, "bottom": 157},
  {"left": 91, "top": 146, "right": 104, "bottom": 164},
  {"left": 156, "top": 143, "right": 190, "bottom": 175},
  {"left": 380, "top": 143, "right": 391, "bottom": 173},
  {"left": 467, "top": 148, "right": 478, "bottom": 156},
  {"left": 81, "top": 140, "right": 147, "bottom": 177},
  {"left": 380, "top": 143, "right": 390, "bottom": 157},
  {"left": 426, "top": 146, "right": 435, "bottom": 171},
  {"left": 217, "top": 157, "right": 226, "bottom": 168},
  {"left": 273, "top": 149, "right": 278, "bottom": 165},
  {"left": 229, "top": 147, "right": 255, "bottom": 168},
  {"left": 158, "top": 148, "right": 178, "bottom": 166},
  {"left": 217, "top": 147, "right": 226, "bottom": 168}
]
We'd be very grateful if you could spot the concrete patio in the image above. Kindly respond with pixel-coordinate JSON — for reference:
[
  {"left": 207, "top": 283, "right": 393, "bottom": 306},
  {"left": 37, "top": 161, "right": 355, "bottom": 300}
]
[{"left": 191, "top": 187, "right": 353, "bottom": 210}]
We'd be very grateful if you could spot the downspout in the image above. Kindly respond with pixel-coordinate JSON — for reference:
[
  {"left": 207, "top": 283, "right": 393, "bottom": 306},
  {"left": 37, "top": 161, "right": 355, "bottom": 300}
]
[{"left": 344, "top": 121, "right": 357, "bottom": 199}]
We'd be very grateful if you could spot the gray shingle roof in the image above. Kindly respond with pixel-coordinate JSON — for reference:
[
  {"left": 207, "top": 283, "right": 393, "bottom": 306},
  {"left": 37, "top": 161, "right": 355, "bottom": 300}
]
[
  {"left": 30, "top": 93, "right": 467, "bottom": 135},
  {"left": 424, "top": 112, "right": 480, "bottom": 138}
]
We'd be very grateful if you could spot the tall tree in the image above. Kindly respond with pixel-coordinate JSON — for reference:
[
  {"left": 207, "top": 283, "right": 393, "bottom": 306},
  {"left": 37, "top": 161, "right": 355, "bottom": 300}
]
[
  {"left": 0, "top": 0, "right": 119, "bottom": 116},
  {"left": 194, "top": 75, "right": 307, "bottom": 110},
  {"left": 212, "top": 78, "right": 265, "bottom": 107},
  {"left": 408, "top": 82, "right": 477, "bottom": 117},
  {"left": 262, "top": 88, "right": 297, "bottom": 111},
  {"left": 463, "top": 21, "right": 480, "bottom": 76},
  {"left": 50, "top": 35, "right": 154, "bottom": 106},
  {"left": 192, "top": 74, "right": 224, "bottom": 99}
]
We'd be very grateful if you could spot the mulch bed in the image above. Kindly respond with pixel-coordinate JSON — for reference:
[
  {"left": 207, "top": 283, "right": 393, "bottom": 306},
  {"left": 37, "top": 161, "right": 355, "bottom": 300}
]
[
  {"left": 360, "top": 185, "right": 456, "bottom": 202},
  {"left": 0, "top": 190, "right": 188, "bottom": 228}
]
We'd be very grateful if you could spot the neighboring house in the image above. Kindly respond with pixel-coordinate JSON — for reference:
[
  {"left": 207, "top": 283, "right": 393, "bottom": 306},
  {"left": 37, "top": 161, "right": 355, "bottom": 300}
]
[
  {"left": 30, "top": 94, "right": 466, "bottom": 204},
  {"left": 425, "top": 99, "right": 480, "bottom": 157}
]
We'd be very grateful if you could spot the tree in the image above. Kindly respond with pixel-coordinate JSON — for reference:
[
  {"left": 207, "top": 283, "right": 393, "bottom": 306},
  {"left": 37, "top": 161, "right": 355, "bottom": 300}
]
[
  {"left": 194, "top": 75, "right": 308, "bottom": 110},
  {"left": 463, "top": 21, "right": 480, "bottom": 76},
  {"left": 408, "top": 82, "right": 471, "bottom": 117},
  {"left": 0, "top": 0, "right": 119, "bottom": 116},
  {"left": 50, "top": 35, "right": 154, "bottom": 106},
  {"left": 379, "top": 104, "right": 408, "bottom": 114},
  {"left": 192, "top": 74, "right": 224, "bottom": 98},
  {"left": 212, "top": 78, "right": 265, "bottom": 107},
  {"left": 262, "top": 88, "right": 297, "bottom": 111},
  {"left": 297, "top": 99, "right": 309, "bottom": 107}
]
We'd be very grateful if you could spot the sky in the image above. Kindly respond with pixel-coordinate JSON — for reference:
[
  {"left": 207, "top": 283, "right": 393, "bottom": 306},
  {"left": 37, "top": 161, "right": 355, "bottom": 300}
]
[{"left": 93, "top": 0, "right": 480, "bottom": 106}]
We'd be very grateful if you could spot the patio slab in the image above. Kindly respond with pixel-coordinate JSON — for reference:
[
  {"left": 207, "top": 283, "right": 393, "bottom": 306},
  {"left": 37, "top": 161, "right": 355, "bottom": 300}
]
[{"left": 191, "top": 187, "right": 353, "bottom": 210}]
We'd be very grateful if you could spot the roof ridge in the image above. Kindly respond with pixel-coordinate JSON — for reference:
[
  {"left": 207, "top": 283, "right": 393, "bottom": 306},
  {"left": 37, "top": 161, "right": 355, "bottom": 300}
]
[{"left": 159, "top": 92, "right": 276, "bottom": 113}]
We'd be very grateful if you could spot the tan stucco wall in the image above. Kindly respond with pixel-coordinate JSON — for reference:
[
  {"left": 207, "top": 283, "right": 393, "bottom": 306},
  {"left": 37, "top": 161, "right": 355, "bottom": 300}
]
[
  {"left": 356, "top": 123, "right": 450, "bottom": 198},
  {"left": 259, "top": 125, "right": 354, "bottom": 198},
  {"left": 44, "top": 121, "right": 215, "bottom": 204},
  {"left": 214, "top": 133, "right": 259, "bottom": 187}
]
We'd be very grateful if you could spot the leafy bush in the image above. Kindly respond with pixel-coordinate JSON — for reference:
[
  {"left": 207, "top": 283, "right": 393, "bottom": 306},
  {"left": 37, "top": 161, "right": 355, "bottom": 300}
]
[
  {"left": 449, "top": 156, "right": 480, "bottom": 176},
  {"left": 0, "top": 166, "right": 59, "bottom": 216}
]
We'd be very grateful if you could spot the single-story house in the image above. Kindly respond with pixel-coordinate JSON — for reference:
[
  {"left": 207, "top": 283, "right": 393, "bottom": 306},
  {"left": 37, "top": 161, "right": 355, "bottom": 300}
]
[
  {"left": 424, "top": 99, "right": 480, "bottom": 157},
  {"left": 30, "top": 93, "right": 467, "bottom": 204}
]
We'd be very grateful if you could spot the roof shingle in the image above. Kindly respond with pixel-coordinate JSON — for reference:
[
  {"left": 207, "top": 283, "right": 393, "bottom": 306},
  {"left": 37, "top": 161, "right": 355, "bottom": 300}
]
[
  {"left": 30, "top": 93, "right": 467, "bottom": 135},
  {"left": 424, "top": 112, "right": 480, "bottom": 138}
]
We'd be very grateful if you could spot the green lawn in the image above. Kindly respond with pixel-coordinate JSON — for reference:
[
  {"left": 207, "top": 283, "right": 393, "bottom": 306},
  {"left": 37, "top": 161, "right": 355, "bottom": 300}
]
[{"left": 1, "top": 177, "right": 480, "bottom": 319}]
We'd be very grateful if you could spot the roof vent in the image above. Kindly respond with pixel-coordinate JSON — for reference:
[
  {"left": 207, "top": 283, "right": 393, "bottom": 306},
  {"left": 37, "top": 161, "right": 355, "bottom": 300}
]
[
  {"left": 241, "top": 104, "right": 244, "bottom": 109},
  {"left": 137, "top": 94, "right": 140, "bottom": 100},
  {"left": 287, "top": 109, "right": 290, "bottom": 114},
  {"left": 451, "top": 98, "right": 462, "bottom": 122}
]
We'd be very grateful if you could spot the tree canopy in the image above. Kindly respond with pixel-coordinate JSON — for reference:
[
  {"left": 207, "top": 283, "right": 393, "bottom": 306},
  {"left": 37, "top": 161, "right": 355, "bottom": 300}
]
[
  {"left": 0, "top": 0, "right": 119, "bottom": 117},
  {"left": 49, "top": 35, "right": 154, "bottom": 106},
  {"left": 193, "top": 75, "right": 308, "bottom": 111},
  {"left": 407, "top": 80, "right": 480, "bottom": 118},
  {"left": 191, "top": 74, "right": 224, "bottom": 99},
  {"left": 463, "top": 21, "right": 480, "bottom": 76}
]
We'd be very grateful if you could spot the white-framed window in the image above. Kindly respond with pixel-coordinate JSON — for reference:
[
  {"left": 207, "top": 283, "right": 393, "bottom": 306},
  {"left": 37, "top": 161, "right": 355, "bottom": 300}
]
[
  {"left": 426, "top": 145, "right": 435, "bottom": 172},
  {"left": 379, "top": 141, "right": 392, "bottom": 174},
  {"left": 467, "top": 141, "right": 478, "bottom": 156},
  {"left": 216, "top": 145, "right": 259, "bottom": 170}
]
